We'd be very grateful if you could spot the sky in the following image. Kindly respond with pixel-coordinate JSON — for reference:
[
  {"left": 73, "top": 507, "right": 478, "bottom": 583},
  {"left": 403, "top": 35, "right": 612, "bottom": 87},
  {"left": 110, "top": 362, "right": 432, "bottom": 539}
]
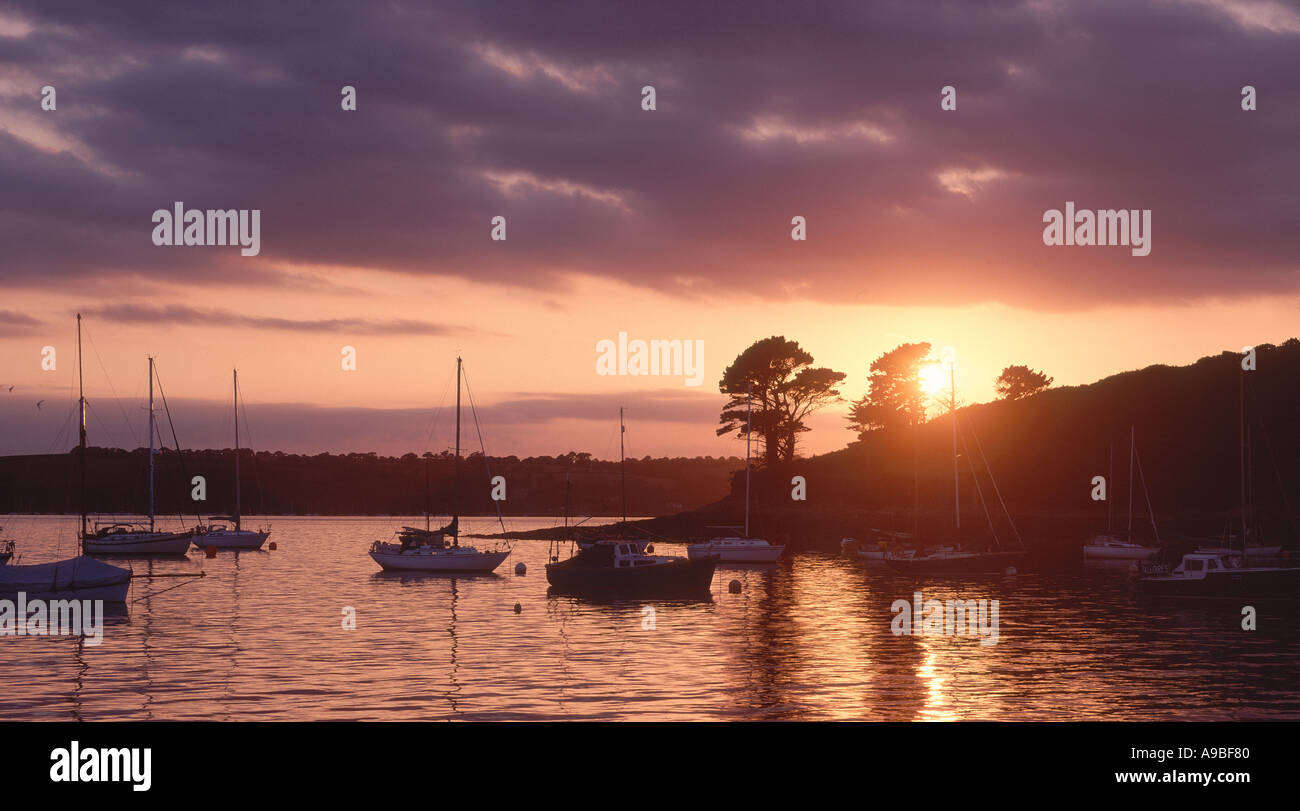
[{"left": 1, "top": 0, "right": 1298, "bottom": 458}]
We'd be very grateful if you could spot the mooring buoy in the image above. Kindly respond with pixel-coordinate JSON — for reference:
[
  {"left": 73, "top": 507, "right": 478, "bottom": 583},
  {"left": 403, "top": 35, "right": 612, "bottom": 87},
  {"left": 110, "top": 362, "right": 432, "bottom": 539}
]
[
  {"left": 515, "top": 562, "right": 526, "bottom": 575},
  {"left": 728, "top": 579, "right": 742, "bottom": 594},
  {"left": 513, "top": 603, "right": 522, "bottom": 614}
]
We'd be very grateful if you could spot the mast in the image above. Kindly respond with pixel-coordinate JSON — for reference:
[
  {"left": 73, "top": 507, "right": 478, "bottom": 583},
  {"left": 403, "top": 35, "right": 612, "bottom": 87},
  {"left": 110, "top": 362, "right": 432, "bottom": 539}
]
[
  {"left": 950, "top": 357, "right": 959, "bottom": 529},
  {"left": 1127, "top": 426, "right": 1134, "bottom": 537},
  {"left": 745, "top": 381, "right": 752, "bottom": 538},
  {"left": 233, "top": 369, "right": 241, "bottom": 530},
  {"left": 619, "top": 406, "right": 627, "bottom": 526},
  {"left": 1239, "top": 367, "right": 1247, "bottom": 542},
  {"left": 1107, "top": 442, "right": 1114, "bottom": 532},
  {"left": 149, "top": 356, "right": 156, "bottom": 532},
  {"left": 453, "top": 355, "right": 461, "bottom": 547},
  {"left": 77, "top": 313, "right": 87, "bottom": 551}
]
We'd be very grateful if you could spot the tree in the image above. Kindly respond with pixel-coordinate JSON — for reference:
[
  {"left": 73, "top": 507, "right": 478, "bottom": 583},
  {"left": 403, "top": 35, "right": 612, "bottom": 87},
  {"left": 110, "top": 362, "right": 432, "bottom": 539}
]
[
  {"left": 847, "top": 342, "right": 934, "bottom": 437},
  {"left": 718, "top": 336, "right": 846, "bottom": 465},
  {"left": 995, "top": 365, "right": 1054, "bottom": 400}
]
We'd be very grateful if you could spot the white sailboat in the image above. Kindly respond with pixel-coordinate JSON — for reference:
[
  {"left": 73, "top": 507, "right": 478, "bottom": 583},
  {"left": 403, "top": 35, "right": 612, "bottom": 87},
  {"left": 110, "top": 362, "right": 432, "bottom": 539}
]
[
  {"left": 688, "top": 382, "right": 784, "bottom": 563},
  {"left": 1083, "top": 429, "right": 1160, "bottom": 560},
  {"left": 369, "top": 356, "right": 511, "bottom": 573},
  {"left": 0, "top": 314, "right": 133, "bottom": 601},
  {"left": 82, "top": 355, "right": 194, "bottom": 556},
  {"left": 194, "top": 369, "right": 271, "bottom": 549}
]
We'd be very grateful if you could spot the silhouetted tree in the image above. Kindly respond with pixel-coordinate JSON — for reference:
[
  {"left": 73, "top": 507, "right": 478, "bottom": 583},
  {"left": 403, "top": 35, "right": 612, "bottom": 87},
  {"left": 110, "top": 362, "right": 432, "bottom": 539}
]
[
  {"left": 847, "top": 342, "right": 934, "bottom": 437},
  {"left": 995, "top": 365, "right": 1054, "bottom": 400},
  {"left": 718, "top": 336, "right": 846, "bottom": 464}
]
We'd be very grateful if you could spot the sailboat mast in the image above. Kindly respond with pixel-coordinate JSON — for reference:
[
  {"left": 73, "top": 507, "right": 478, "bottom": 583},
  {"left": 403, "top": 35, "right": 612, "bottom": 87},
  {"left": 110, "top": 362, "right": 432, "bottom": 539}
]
[
  {"left": 233, "top": 368, "right": 241, "bottom": 530},
  {"left": 77, "top": 313, "right": 87, "bottom": 550},
  {"left": 1127, "top": 426, "right": 1134, "bottom": 536},
  {"left": 1239, "top": 367, "right": 1247, "bottom": 541},
  {"left": 149, "top": 356, "right": 156, "bottom": 533},
  {"left": 620, "top": 406, "right": 627, "bottom": 526},
  {"left": 745, "top": 381, "right": 751, "bottom": 538},
  {"left": 1107, "top": 442, "right": 1114, "bottom": 532},
  {"left": 950, "top": 359, "right": 959, "bottom": 529},
  {"left": 454, "top": 356, "right": 461, "bottom": 546}
]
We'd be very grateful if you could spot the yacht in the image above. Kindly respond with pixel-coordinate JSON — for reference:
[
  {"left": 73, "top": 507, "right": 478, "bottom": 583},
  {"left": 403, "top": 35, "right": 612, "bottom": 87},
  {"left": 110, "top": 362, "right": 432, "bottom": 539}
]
[
  {"left": 1083, "top": 431, "right": 1161, "bottom": 560},
  {"left": 687, "top": 382, "right": 784, "bottom": 563},
  {"left": 368, "top": 357, "right": 512, "bottom": 573},
  {"left": 82, "top": 356, "right": 194, "bottom": 556},
  {"left": 0, "top": 314, "right": 133, "bottom": 600},
  {"left": 193, "top": 370, "right": 270, "bottom": 549}
]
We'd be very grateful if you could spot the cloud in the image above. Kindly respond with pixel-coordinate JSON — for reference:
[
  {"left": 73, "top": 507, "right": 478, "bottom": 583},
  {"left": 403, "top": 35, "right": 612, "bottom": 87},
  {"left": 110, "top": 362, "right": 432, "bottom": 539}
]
[
  {"left": 0, "top": 0, "right": 1296, "bottom": 311},
  {"left": 0, "top": 310, "right": 45, "bottom": 336},
  {"left": 75, "top": 304, "right": 481, "bottom": 336}
]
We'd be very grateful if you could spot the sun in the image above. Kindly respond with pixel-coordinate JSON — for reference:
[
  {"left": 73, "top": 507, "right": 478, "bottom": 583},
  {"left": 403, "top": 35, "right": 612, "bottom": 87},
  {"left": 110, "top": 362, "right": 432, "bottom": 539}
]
[{"left": 920, "top": 363, "right": 947, "bottom": 395}]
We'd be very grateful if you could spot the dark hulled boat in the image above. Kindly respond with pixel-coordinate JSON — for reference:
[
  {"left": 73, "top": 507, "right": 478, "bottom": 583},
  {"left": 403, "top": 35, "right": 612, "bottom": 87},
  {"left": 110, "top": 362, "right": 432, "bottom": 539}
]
[
  {"left": 1138, "top": 552, "right": 1300, "bottom": 598},
  {"left": 546, "top": 539, "right": 717, "bottom": 597}
]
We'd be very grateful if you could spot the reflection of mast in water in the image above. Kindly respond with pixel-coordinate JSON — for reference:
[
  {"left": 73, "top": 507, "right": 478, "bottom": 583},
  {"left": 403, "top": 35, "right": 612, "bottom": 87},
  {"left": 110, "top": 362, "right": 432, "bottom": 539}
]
[
  {"left": 139, "top": 558, "right": 157, "bottom": 719},
  {"left": 223, "top": 551, "right": 247, "bottom": 720},
  {"left": 438, "top": 577, "right": 463, "bottom": 716},
  {"left": 723, "top": 566, "right": 784, "bottom": 716}
]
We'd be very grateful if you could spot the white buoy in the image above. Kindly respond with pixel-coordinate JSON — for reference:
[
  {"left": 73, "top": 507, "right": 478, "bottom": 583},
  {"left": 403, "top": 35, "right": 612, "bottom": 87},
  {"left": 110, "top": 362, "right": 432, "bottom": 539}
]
[
  {"left": 1003, "top": 566, "right": 1017, "bottom": 576},
  {"left": 514, "top": 562, "right": 526, "bottom": 575}
]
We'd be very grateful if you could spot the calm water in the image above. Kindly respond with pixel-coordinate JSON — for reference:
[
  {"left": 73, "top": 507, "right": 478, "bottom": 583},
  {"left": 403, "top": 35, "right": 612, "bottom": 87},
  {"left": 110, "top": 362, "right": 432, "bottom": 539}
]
[{"left": 2, "top": 514, "right": 1298, "bottom": 721}]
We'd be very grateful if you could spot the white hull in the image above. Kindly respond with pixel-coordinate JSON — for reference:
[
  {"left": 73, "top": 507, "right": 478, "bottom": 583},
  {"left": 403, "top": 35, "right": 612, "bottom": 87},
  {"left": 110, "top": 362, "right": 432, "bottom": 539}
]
[
  {"left": 195, "top": 530, "right": 270, "bottom": 550},
  {"left": 687, "top": 539, "right": 783, "bottom": 563},
  {"left": 370, "top": 548, "right": 509, "bottom": 573},
  {"left": 84, "top": 532, "right": 193, "bottom": 556}
]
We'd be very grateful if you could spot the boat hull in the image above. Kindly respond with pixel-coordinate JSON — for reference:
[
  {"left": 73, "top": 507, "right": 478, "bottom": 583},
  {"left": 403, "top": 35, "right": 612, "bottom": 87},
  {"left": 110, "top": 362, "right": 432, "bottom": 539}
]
[
  {"left": 546, "top": 557, "right": 717, "bottom": 597},
  {"left": 0, "top": 556, "right": 132, "bottom": 602},
  {"left": 1138, "top": 567, "right": 1300, "bottom": 598},
  {"left": 83, "top": 531, "right": 194, "bottom": 556},
  {"left": 195, "top": 530, "right": 270, "bottom": 550},
  {"left": 1082, "top": 544, "right": 1159, "bottom": 560},
  {"left": 686, "top": 541, "right": 783, "bottom": 563},
  {"left": 369, "top": 549, "right": 509, "bottom": 573},
  {"left": 885, "top": 551, "right": 1027, "bottom": 576}
]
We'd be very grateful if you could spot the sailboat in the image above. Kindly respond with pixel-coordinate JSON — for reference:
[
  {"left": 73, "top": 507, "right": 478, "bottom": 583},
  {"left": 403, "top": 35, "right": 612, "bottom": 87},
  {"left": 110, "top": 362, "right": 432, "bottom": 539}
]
[
  {"left": 0, "top": 315, "right": 133, "bottom": 601},
  {"left": 1083, "top": 430, "right": 1161, "bottom": 560},
  {"left": 547, "top": 407, "right": 718, "bottom": 596},
  {"left": 368, "top": 356, "right": 511, "bottom": 573},
  {"left": 688, "top": 382, "right": 784, "bottom": 563},
  {"left": 1140, "top": 366, "right": 1300, "bottom": 597},
  {"left": 193, "top": 369, "right": 271, "bottom": 549},
  {"left": 82, "top": 355, "right": 195, "bottom": 556},
  {"left": 884, "top": 358, "right": 1028, "bottom": 576}
]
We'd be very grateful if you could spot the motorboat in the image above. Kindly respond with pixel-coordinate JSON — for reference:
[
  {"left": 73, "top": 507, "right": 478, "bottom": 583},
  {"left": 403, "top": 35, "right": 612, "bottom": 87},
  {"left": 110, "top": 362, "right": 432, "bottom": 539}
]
[{"left": 547, "top": 539, "right": 717, "bottom": 597}]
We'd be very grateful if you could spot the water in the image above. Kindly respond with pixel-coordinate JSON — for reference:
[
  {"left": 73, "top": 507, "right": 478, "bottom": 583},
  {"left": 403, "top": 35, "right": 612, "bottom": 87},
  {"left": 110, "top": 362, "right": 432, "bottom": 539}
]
[{"left": 2, "top": 515, "right": 1298, "bottom": 720}]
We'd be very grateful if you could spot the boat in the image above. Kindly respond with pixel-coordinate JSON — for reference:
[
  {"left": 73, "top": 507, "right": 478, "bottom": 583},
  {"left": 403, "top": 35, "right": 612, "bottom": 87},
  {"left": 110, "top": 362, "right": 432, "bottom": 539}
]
[
  {"left": 0, "top": 315, "right": 133, "bottom": 601},
  {"left": 1137, "top": 552, "right": 1300, "bottom": 598},
  {"left": 0, "top": 556, "right": 132, "bottom": 602},
  {"left": 193, "top": 369, "right": 270, "bottom": 549},
  {"left": 368, "top": 356, "right": 512, "bottom": 573},
  {"left": 884, "top": 358, "right": 1029, "bottom": 576},
  {"left": 0, "top": 534, "right": 14, "bottom": 565},
  {"left": 687, "top": 382, "right": 784, "bottom": 563},
  {"left": 547, "top": 538, "right": 717, "bottom": 597},
  {"left": 82, "top": 356, "right": 194, "bottom": 557},
  {"left": 1083, "top": 431, "right": 1161, "bottom": 560}
]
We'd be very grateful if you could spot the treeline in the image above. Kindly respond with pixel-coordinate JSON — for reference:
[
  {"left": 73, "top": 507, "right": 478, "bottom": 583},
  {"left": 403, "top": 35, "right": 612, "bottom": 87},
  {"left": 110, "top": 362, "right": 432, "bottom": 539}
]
[
  {"left": 0, "top": 449, "right": 743, "bottom": 518},
  {"left": 713, "top": 341, "right": 1300, "bottom": 551}
]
